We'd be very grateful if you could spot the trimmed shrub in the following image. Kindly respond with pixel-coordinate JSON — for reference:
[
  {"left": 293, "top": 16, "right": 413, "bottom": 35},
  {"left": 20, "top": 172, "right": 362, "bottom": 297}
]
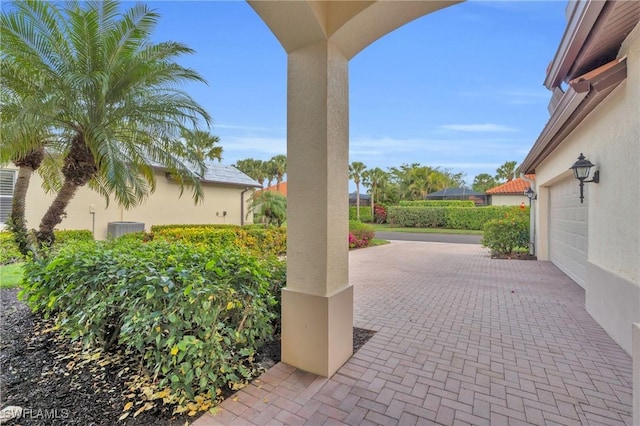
[
  {"left": 20, "top": 239, "right": 286, "bottom": 408},
  {"left": 349, "top": 220, "right": 375, "bottom": 249},
  {"left": 482, "top": 212, "right": 530, "bottom": 255},
  {"left": 145, "top": 225, "right": 286, "bottom": 256},
  {"left": 398, "top": 200, "right": 475, "bottom": 207},
  {"left": 387, "top": 206, "right": 529, "bottom": 231},
  {"left": 386, "top": 207, "right": 447, "bottom": 228},
  {"left": 348, "top": 206, "right": 373, "bottom": 223}
]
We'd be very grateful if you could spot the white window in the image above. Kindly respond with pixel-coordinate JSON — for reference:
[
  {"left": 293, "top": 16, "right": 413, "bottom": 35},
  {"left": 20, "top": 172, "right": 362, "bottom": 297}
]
[{"left": 0, "top": 169, "right": 16, "bottom": 225}]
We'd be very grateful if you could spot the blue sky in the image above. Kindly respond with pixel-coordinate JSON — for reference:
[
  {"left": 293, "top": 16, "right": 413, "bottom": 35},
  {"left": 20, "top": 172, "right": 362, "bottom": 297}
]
[{"left": 146, "top": 0, "right": 568, "bottom": 187}]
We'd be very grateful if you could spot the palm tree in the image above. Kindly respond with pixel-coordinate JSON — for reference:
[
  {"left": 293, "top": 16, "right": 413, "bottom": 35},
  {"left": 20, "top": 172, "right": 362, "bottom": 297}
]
[
  {"left": 247, "top": 191, "right": 287, "bottom": 227},
  {"left": 2, "top": 0, "right": 211, "bottom": 246},
  {"left": 496, "top": 161, "right": 518, "bottom": 182},
  {"left": 180, "top": 128, "right": 223, "bottom": 163},
  {"left": 234, "top": 158, "right": 266, "bottom": 188},
  {"left": 270, "top": 154, "right": 287, "bottom": 192},
  {"left": 0, "top": 57, "right": 63, "bottom": 255},
  {"left": 349, "top": 161, "right": 367, "bottom": 221},
  {"left": 362, "top": 167, "right": 386, "bottom": 216},
  {"left": 264, "top": 159, "right": 277, "bottom": 190}
]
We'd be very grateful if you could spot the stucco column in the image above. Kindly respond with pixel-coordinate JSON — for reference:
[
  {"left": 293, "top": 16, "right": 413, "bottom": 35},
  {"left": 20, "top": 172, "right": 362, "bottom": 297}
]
[
  {"left": 282, "top": 40, "right": 352, "bottom": 377},
  {"left": 633, "top": 323, "right": 640, "bottom": 424}
]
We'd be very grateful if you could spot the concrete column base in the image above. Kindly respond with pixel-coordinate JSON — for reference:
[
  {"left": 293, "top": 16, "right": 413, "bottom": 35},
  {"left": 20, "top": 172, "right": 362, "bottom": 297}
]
[
  {"left": 281, "top": 286, "right": 353, "bottom": 377},
  {"left": 633, "top": 323, "right": 640, "bottom": 425}
]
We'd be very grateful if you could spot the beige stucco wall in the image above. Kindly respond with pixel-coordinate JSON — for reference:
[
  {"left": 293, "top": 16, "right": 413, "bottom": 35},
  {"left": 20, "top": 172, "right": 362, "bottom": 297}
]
[
  {"left": 489, "top": 194, "right": 529, "bottom": 206},
  {"left": 2, "top": 165, "right": 255, "bottom": 239},
  {"left": 533, "top": 23, "right": 640, "bottom": 355}
]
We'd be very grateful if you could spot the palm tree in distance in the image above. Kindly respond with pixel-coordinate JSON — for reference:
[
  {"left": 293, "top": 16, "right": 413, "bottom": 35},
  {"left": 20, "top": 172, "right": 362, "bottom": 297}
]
[
  {"left": 2, "top": 0, "right": 211, "bottom": 246},
  {"left": 271, "top": 154, "right": 287, "bottom": 193},
  {"left": 180, "top": 128, "right": 223, "bottom": 163},
  {"left": 496, "top": 161, "right": 518, "bottom": 182},
  {"left": 362, "top": 167, "right": 386, "bottom": 217},
  {"left": 349, "top": 161, "right": 367, "bottom": 221}
]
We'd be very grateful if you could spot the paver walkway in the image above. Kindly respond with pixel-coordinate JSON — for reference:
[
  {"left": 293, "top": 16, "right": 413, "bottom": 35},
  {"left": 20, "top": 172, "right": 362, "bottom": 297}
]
[{"left": 194, "top": 242, "right": 633, "bottom": 425}]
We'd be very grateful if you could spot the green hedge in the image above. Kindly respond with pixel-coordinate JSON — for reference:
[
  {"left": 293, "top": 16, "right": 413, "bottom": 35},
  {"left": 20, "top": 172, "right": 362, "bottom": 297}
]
[
  {"left": 0, "top": 229, "right": 94, "bottom": 265},
  {"left": 20, "top": 239, "right": 286, "bottom": 411},
  {"left": 145, "top": 225, "right": 286, "bottom": 256},
  {"left": 349, "top": 206, "right": 373, "bottom": 223},
  {"left": 398, "top": 200, "right": 475, "bottom": 208},
  {"left": 387, "top": 206, "right": 529, "bottom": 230}
]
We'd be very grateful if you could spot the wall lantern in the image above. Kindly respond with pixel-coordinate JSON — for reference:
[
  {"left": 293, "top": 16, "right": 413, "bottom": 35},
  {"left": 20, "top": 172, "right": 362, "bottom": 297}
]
[
  {"left": 524, "top": 187, "right": 536, "bottom": 202},
  {"left": 570, "top": 153, "right": 599, "bottom": 204}
]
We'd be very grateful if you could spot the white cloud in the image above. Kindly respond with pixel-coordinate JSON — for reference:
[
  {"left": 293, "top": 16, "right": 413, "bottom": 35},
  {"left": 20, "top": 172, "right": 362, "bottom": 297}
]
[{"left": 441, "top": 123, "right": 518, "bottom": 132}]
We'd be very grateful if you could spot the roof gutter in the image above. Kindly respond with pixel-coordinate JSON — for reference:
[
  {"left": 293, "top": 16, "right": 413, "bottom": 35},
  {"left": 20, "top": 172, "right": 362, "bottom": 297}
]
[
  {"left": 521, "top": 83, "right": 589, "bottom": 173},
  {"left": 522, "top": 56, "right": 627, "bottom": 174},
  {"left": 544, "top": 0, "right": 606, "bottom": 89}
]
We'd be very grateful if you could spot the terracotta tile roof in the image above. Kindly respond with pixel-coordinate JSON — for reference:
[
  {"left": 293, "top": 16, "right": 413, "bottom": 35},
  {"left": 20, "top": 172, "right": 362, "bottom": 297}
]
[
  {"left": 263, "top": 181, "right": 287, "bottom": 196},
  {"left": 486, "top": 175, "right": 535, "bottom": 194}
]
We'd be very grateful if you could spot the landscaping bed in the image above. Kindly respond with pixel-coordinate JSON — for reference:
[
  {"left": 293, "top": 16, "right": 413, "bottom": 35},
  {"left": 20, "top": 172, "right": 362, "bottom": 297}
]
[{"left": 0, "top": 288, "right": 375, "bottom": 425}]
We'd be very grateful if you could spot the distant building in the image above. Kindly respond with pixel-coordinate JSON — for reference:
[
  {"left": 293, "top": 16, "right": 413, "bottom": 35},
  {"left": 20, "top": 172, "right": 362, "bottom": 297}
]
[
  {"left": 426, "top": 188, "right": 487, "bottom": 206},
  {"left": 486, "top": 175, "right": 535, "bottom": 206}
]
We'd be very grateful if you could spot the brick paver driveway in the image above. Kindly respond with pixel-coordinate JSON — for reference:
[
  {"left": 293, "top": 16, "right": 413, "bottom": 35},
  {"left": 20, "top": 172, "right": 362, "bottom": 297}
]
[{"left": 195, "top": 242, "right": 633, "bottom": 425}]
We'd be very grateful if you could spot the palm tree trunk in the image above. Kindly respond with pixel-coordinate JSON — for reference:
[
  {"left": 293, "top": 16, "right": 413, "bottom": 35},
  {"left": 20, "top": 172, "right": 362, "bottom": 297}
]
[
  {"left": 356, "top": 182, "right": 360, "bottom": 221},
  {"left": 370, "top": 185, "right": 375, "bottom": 218},
  {"left": 36, "top": 179, "right": 80, "bottom": 247},
  {"left": 8, "top": 149, "right": 44, "bottom": 256}
]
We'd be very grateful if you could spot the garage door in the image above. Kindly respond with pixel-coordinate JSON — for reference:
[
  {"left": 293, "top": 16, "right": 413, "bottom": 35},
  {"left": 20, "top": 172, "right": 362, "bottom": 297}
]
[{"left": 549, "top": 176, "right": 588, "bottom": 287}]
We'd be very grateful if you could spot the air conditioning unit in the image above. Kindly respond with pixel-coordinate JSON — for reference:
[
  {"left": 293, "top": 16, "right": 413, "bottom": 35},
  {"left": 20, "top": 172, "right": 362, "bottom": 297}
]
[{"left": 107, "top": 221, "right": 145, "bottom": 238}]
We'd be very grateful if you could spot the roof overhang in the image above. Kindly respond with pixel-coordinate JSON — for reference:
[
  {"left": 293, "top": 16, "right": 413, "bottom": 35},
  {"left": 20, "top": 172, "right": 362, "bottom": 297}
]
[
  {"left": 545, "top": 1, "right": 639, "bottom": 89},
  {"left": 521, "top": 56, "right": 627, "bottom": 174}
]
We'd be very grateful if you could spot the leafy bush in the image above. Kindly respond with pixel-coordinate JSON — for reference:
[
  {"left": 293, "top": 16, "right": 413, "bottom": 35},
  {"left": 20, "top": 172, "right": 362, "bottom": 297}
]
[
  {"left": 398, "top": 200, "right": 475, "bottom": 207},
  {"left": 0, "top": 229, "right": 94, "bottom": 265},
  {"left": 0, "top": 232, "right": 22, "bottom": 265},
  {"left": 349, "top": 206, "right": 373, "bottom": 223},
  {"left": 348, "top": 220, "right": 375, "bottom": 249},
  {"left": 387, "top": 206, "right": 529, "bottom": 230},
  {"left": 482, "top": 211, "right": 530, "bottom": 255},
  {"left": 20, "top": 239, "right": 286, "bottom": 409},
  {"left": 373, "top": 204, "right": 387, "bottom": 224}
]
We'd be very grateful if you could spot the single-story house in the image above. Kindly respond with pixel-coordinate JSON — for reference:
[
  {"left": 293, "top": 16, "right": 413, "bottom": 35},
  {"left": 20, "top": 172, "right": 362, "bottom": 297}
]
[
  {"left": 0, "top": 163, "right": 261, "bottom": 239},
  {"left": 520, "top": 0, "right": 639, "bottom": 358},
  {"left": 426, "top": 187, "right": 487, "bottom": 205},
  {"left": 263, "top": 181, "right": 288, "bottom": 196},
  {"left": 486, "top": 175, "right": 535, "bottom": 206}
]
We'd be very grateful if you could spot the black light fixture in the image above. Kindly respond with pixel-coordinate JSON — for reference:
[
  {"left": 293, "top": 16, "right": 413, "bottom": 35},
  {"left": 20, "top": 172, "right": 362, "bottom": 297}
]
[
  {"left": 524, "top": 186, "right": 536, "bottom": 201},
  {"left": 570, "top": 153, "right": 599, "bottom": 204}
]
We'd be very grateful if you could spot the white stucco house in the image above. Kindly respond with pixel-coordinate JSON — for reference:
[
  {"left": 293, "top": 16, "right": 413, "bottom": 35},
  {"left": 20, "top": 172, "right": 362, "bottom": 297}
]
[
  {"left": 486, "top": 175, "right": 535, "bottom": 206},
  {"left": 520, "top": 0, "right": 639, "bottom": 363},
  {"left": 0, "top": 164, "right": 260, "bottom": 239}
]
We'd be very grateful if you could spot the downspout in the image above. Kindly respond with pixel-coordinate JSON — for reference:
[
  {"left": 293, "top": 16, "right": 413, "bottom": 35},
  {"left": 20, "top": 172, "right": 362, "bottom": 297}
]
[
  {"left": 521, "top": 173, "right": 536, "bottom": 256},
  {"left": 240, "top": 188, "right": 250, "bottom": 226}
]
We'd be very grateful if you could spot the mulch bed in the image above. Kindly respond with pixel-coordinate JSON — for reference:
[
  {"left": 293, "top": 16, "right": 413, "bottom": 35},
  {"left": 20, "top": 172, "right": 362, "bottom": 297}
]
[
  {"left": 490, "top": 251, "right": 537, "bottom": 260},
  {"left": 0, "top": 288, "right": 375, "bottom": 425}
]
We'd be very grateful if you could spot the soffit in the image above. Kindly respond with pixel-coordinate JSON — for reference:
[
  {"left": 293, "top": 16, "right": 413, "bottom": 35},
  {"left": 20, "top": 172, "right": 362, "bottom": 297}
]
[{"left": 566, "top": 1, "right": 640, "bottom": 81}]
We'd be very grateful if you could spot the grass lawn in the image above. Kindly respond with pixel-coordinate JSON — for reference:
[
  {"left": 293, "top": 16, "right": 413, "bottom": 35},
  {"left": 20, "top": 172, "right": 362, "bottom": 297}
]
[
  {"left": 0, "top": 263, "right": 24, "bottom": 289},
  {"left": 370, "top": 238, "right": 390, "bottom": 247},
  {"left": 370, "top": 224, "right": 483, "bottom": 235}
]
